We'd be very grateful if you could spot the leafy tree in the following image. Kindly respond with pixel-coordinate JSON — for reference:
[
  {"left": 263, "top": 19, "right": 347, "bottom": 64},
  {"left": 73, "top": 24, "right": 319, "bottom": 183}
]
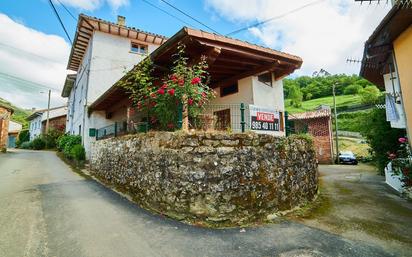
[
  {"left": 288, "top": 85, "right": 303, "bottom": 108},
  {"left": 359, "top": 109, "right": 405, "bottom": 174},
  {"left": 359, "top": 85, "right": 381, "bottom": 104},
  {"left": 344, "top": 84, "right": 362, "bottom": 95}
]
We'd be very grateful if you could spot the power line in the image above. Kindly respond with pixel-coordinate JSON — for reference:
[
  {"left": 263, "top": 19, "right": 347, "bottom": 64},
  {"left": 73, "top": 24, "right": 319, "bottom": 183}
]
[
  {"left": 0, "top": 72, "right": 58, "bottom": 91},
  {"left": 159, "top": 0, "right": 220, "bottom": 34},
  {"left": 226, "top": 0, "right": 326, "bottom": 36},
  {"left": 55, "top": 0, "right": 78, "bottom": 21},
  {"left": 47, "top": 0, "right": 73, "bottom": 44},
  {"left": 141, "top": 0, "right": 196, "bottom": 28}
]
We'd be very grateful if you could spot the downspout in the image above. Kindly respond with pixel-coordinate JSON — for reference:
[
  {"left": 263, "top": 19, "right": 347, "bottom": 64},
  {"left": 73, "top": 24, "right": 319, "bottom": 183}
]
[{"left": 82, "top": 36, "right": 93, "bottom": 146}]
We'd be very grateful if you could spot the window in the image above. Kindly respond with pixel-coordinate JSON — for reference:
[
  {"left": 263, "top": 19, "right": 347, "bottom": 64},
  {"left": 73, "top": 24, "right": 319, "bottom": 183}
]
[
  {"left": 131, "top": 42, "right": 148, "bottom": 54},
  {"left": 258, "top": 72, "right": 272, "bottom": 87},
  {"left": 220, "top": 83, "right": 238, "bottom": 97}
]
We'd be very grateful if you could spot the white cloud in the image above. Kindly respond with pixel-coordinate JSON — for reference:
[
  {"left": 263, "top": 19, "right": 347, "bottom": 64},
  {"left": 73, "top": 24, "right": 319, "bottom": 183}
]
[
  {"left": 54, "top": 0, "right": 129, "bottom": 11},
  {"left": 205, "top": 0, "right": 390, "bottom": 76},
  {"left": 0, "top": 13, "right": 70, "bottom": 109}
]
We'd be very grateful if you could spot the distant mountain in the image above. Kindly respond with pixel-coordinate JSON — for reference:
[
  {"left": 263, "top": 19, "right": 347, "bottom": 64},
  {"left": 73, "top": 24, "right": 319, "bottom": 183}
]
[{"left": 0, "top": 97, "right": 31, "bottom": 129}]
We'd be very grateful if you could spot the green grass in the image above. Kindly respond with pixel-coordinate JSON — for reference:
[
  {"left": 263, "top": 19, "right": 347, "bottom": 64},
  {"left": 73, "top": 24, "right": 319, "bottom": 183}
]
[
  {"left": 0, "top": 97, "right": 31, "bottom": 128},
  {"left": 285, "top": 94, "right": 362, "bottom": 113}
]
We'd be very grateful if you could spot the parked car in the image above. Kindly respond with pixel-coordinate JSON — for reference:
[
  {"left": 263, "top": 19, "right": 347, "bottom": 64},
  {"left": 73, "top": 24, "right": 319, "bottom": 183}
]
[{"left": 337, "top": 151, "right": 358, "bottom": 165}]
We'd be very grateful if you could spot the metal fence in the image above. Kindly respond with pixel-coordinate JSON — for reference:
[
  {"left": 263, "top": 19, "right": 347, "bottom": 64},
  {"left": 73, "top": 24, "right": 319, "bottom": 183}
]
[
  {"left": 95, "top": 103, "right": 286, "bottom": 140},
  {"left": 96, "top": 120, "right": 128, "bottom": 140},
  {"left": 189, "top": 103, "right": 250, "bottom": 132}
]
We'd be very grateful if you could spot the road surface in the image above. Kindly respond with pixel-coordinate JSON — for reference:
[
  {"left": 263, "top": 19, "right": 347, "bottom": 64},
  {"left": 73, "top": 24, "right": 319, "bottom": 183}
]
[{"left": 0, "top": 150, "right": 397, "bottom": 257}]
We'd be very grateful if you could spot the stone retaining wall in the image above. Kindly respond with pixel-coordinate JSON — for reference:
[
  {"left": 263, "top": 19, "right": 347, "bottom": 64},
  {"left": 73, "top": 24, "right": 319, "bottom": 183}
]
[{"left": 90, "top": 132, "right": 318, "bottom": 225}]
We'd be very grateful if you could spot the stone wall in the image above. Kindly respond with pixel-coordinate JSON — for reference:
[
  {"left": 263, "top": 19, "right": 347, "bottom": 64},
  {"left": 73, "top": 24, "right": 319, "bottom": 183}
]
[{"left": 90, "top": 132, "right": 318, "bottom": 225}]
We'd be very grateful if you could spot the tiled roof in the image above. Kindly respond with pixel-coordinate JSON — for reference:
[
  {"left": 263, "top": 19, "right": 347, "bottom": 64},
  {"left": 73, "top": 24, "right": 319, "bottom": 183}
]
[{"left": 288, "top": 109, "right": 331, "bottom": 120}]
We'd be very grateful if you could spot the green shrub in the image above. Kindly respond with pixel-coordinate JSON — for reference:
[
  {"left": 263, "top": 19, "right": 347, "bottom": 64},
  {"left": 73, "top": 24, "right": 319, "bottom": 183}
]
[
  {"left": 20, "top": 141, "right": 32, "bottom": 149},
  {"left": 70, "top": 144, "right": 85, "bottom": 161},
  {"left": 16, "top": 129, "right": 30, "bottom": 148},
  {"left": 42, "top": 129, "right": 63, "bottom": 149},
  {"left": 32, "top": 137, "right": 46, "bottom": 150},
  {"left": 359, "top": 109, "right": 406, "bottom": 173},
  {"left": 343, "top": 84, "right": 362, "bottom": 95},
  {"left": 57, "top": 134, "right": 82, "bottom": 159}
]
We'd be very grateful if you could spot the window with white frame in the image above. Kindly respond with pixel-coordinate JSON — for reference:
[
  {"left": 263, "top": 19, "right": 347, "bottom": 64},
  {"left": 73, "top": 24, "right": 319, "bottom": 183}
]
[{"left": 131, "top": 42, "right": 148, "bottom": 54}]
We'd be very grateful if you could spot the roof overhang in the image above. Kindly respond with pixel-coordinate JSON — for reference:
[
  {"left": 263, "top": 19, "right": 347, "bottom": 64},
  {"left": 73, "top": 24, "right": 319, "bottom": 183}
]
[
  {"left": 26, "top": 112, "right": 43, "bottom": 121},
  {"left": 62, "top": 74, "right": 77, "bottom": 97},
  {"left": 66, "top": 14, "right": 168, "bottom": 72},
  {"left": 90, "top": 27, "right": 303, "bottom": 111},
  {"left": 360, "top": 5, "right": 412, "bottom": 87}
]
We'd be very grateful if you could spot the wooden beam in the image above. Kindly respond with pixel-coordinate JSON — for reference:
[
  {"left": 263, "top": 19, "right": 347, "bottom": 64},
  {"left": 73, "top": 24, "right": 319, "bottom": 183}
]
[
  {"left": 215, "top": 56, "right": 262, "bottom": 67},
  {"left": 214, "top": 61, "right": 280, "bottom": 88},
  {"left": 198, "top": 39, "right": 300, "bottom": 65}
]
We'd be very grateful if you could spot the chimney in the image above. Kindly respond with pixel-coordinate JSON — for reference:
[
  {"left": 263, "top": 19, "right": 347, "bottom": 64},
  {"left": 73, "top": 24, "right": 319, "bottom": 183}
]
[
  {"left": 117, "top": 15, "right": 126, "bottom": 26},
  {"left": 31, "top": 108, "right": 36, "bottom": 112}
]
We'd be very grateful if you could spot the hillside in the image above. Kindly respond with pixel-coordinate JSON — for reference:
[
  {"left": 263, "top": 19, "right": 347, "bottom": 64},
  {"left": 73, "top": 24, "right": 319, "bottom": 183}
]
[
  {"left": 0, "top": 97, "right": 31, "bottom": 128},
  {"left": 285, "top": 94, "right": 363, "bottom": 113}
]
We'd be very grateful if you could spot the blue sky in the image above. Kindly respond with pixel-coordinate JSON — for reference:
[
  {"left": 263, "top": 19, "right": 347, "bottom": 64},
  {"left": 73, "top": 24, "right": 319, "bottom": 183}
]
[{"left": 0, "top": 0, "right": 390, "bottom": 109}]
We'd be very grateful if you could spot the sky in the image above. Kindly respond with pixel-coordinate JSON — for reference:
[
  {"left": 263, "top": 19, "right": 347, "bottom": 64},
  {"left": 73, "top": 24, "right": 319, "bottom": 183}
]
[{"left": 0, "top": 0, "right": 390, "bottom": 109}]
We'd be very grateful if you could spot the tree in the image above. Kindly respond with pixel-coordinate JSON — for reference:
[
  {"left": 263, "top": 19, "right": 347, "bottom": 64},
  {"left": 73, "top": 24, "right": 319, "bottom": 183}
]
[
  {"left": 343, "top": 84, "right": 362, "bottom": 95},
  {"left": 288, "top": 85, "right": 303, "bottom": 108},
  {"left": 359, "top": 109, "right": 405, "bottom": 174},
  {"left": 359, "top": 85, "right": 381, "bottom": 104}
]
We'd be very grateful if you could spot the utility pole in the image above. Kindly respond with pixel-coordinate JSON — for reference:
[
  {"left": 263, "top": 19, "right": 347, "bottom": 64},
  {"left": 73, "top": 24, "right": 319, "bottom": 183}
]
[
  {"left": 333, "top": 82, "right": 340, "bottom": 164},
  {"left": 45, "top": 89, "right": 51, "bottom": 134}
]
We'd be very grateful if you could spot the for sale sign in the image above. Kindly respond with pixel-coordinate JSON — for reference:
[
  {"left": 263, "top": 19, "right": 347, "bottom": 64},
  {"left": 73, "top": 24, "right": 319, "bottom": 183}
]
[{"left": 250, "top": 105, "right": 280, "bottom": 132}]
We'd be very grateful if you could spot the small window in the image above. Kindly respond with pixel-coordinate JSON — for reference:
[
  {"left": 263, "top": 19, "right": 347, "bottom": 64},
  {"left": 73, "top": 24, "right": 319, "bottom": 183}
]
[
  {"left": 131, "top": 42, "right": 148, "bottom": 54},
  {"left": 220, "top": 83, "right": 238, "bottom": 97},
  {"left": 258, "top": 72, "right": 272, "bottom": 87}
]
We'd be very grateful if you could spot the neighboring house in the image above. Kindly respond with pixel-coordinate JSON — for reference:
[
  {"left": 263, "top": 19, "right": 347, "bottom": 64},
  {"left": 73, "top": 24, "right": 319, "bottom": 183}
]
[
  {"left": 288, "top": 108, "right": 333, "bottom": 164},
  {"left": 61, "top": 14, "right": 167, "bottom": 157},
  {"left": 0, "top": 104, "right": 13, "bottom": 151},
  {"left": 360, "top": 5, "right": 412, "bottom": 145},
  {"left": 27, "top": 106, "right": 67, "bottom": 140},
  {"left": 87, "top": 27, "right": 302, "bottom": 156},
  {"left": 8, "top": 120, "right": 22, "bottom": 148}
]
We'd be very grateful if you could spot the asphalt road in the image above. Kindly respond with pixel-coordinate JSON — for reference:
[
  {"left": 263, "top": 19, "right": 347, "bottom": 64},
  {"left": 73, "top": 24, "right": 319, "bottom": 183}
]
[{"left": 0, "top": 150, "right": 395, "bottom": 257}]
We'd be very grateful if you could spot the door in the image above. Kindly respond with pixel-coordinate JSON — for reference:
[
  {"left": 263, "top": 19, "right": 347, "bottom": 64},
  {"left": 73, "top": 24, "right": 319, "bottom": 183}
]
[{"left": 8, "top": 135, "right": 16, "bottom": 148}]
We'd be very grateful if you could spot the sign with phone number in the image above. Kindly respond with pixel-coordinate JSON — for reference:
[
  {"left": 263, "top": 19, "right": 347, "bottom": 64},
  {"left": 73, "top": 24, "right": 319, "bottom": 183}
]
[{"left": 249, "top": 105, "right": 280, "bottom": 132}]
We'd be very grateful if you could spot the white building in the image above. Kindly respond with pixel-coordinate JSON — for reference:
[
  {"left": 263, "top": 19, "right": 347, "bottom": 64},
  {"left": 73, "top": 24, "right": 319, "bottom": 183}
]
[
  {"left": 27, "top": 106, "right": 68, "bottom": 140},
  {"left": 89, "top": 27, "right": 302, "bottom": 142},
  {"left": 61, "top": 14, "right": 167, "bottom": 157}
]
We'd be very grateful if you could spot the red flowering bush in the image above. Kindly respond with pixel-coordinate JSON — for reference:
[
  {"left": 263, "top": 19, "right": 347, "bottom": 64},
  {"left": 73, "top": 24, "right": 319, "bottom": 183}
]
[
  {"left": 391, "top": 137, "right": 412, "bottom": 187},
  {"left": 119, "top": 44, "right": 215, "bottom": 130}
]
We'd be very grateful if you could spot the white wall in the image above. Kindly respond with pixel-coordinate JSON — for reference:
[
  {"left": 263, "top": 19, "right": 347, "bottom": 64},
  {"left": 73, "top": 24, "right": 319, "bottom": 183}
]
[
  {"left": 29, "top": 115, "right": 42, "bottom": 140},
  {"left": 66, "top": 30, "right": 161, "bottom": 158},
  {"left": 8, "top": 120, "right": 22, "bottom": 133},
  {"left": 208, "top": 74, "right": 286, "bottom": 136}
]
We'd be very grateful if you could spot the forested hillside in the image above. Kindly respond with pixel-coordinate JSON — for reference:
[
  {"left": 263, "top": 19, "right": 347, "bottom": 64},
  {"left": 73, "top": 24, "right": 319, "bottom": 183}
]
[
  {"left": 0, "top": 97, "right": 30, "bottom": 128},
  {"left": 284, "top": 74, "right": 382, "bottom": 111}
]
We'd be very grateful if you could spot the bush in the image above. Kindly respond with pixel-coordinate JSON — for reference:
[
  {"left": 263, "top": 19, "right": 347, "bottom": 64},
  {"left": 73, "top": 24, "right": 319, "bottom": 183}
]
[
  {"left": 344, "top": 84, "right": 362, "bottom": 95},
  {"left": 16, "top": 129, "right": 30, "bottom": 148},
  {"left": 359, "top": 109, "right": 406, "bottom": 173},
  {"left": 42, "top": 129, "right": 63, "bottom": 149},
  {"left": 57, "top": 134, "right": 82, "bottom": 159},
  {"left": 359, "top": 85, "right": 381, "bottom": 104},
  {"left": 70, "top": 144, "right": 86, "bottom": 161},
  {"left": 31, "top": 137, "right": 46, "bottom": 150},
  {"left": 20, "top": 141, "right": 32, "bottom": 149}
]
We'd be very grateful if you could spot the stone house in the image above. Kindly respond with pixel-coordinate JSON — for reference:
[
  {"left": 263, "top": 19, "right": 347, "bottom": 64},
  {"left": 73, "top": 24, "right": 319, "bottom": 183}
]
[
  {"left": 27, "top": 106, "right": 67, "bottom": 140},
  {"left": 61, "top": 14, "right": 167, "bottom": 155},
  {"left": 360, "top": 4, "right": 412, "bottom": 145},
  {"left": 86, "top": 27, "right": 302, "bottom": 156},
  {"left": 288, "top": 109, "right": 333, "bottom": 164}
]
